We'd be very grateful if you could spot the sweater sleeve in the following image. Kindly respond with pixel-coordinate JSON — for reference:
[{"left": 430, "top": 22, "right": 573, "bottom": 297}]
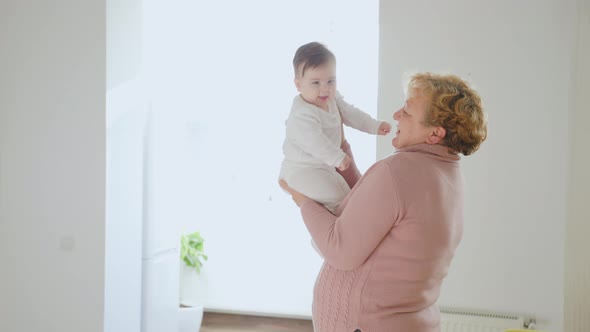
[
  {"left": 300, "top": 162, "right": 400, "bottom": 270},
  {"left": 336, "top": 92, "right": 381, "bottom": 135},
  {"left": 286, "top": 106, "right": 347, "bottom": 167}
]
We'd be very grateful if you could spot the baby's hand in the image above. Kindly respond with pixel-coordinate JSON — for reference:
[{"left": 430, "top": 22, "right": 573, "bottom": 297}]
[
  {"left": 338, "top": 155, "right": 352, "bottom": 171},
  {"left": 378, "top": 121, "right": 392, "bottom": 135}
]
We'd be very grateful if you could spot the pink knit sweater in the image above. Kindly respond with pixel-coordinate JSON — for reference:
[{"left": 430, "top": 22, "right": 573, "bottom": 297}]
[{"left": 300, "top": 142, "right": 463, "bottom": 332}]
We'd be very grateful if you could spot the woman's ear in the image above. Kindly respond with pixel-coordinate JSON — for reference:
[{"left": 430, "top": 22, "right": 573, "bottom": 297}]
[{"left": 427, "top": 126, "right": 446, "bottom": 144}]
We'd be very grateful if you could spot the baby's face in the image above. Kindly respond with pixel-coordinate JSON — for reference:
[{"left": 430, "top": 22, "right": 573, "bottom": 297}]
[{"left": 295, "top": 62, "right": 337, "bottom": 111}]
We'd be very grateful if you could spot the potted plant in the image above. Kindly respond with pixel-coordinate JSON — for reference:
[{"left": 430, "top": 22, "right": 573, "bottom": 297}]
[
  {"left": 178, "top": 231, "right": 208, "bottom": 332},
  {"left": 180, "top": 231, "right": 208, "bottom": 274}
]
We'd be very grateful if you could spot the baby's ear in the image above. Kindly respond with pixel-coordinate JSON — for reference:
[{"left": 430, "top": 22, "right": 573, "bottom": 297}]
[{"left": 294, "top": 78, "right": 301, "bottom": 91}]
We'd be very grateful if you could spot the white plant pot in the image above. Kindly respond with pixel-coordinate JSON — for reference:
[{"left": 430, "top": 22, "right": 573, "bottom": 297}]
[
  {"left": 179, "top": 263, "right": 208, "bottom": 304},
  {"left": 178, "top": 304, "right": 203, "bottom": 332},
  {"left": 179, "top": 262, "right": 208, "bottom": 332}
]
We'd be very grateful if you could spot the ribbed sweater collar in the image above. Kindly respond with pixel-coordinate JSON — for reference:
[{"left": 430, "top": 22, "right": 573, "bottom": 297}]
[{"left": 395, "top": 143, "right": 461, "bottom": 163}]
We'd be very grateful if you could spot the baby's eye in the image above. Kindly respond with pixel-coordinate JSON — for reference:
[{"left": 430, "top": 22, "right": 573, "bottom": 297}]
[
  {"left": 312, "top": 81, "right": 320, "bottom": 85},
  {"left": 328, "top": 80, "right": 336, "bottom": 85}
]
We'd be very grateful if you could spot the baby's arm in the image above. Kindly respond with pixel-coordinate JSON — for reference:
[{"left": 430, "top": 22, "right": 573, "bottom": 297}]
[
  {"left": 337, "top": 140, "right": 361, "bottom": 188},
  {"left": 336, "top": 92, "right": 390, "bottom": 135},
  {"left": 377, "top": 121, "right": 392, "bottom": 135},
  {"left": 286, "top": 107, "right": 347, "bottom": 167}
]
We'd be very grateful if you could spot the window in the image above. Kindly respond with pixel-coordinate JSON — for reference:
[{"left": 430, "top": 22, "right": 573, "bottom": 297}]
[{"left": 144, "top": 0, "right": 378, "bottom": 316}]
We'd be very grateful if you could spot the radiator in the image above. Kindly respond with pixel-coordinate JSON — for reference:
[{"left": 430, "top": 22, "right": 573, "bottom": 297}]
[{"left": 440, "top": 307, "right": 536, "bottom": 332}]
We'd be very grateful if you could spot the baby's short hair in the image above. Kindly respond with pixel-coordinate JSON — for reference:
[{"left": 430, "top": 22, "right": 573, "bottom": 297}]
[{"left": 293, "top": 42, "right": 336, "bottom": 78}]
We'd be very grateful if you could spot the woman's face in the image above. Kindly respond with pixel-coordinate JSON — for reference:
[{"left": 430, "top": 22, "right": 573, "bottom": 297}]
[{"left": 392, "top": 90, "right": 434, "bottom": 149}]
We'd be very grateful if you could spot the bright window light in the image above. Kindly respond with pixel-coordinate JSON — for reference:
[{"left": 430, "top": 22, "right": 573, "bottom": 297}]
[{"left": 143, "top": 0, "right": 378, "bottom": 317}]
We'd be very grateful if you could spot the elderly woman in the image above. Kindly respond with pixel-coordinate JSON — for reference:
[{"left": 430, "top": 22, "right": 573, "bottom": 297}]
[{"left": 280, "top": 73, "right": 487, "bottom": 332}]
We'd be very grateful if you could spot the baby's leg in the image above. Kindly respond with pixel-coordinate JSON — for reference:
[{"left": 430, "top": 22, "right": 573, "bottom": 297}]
[{"left": 283, "top": 166, "right": 350, "bottom": 214}]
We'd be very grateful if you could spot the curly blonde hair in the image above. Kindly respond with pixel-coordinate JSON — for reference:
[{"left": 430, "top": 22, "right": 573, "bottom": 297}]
[{"left": 407, "top": 73, "right": 488, "bottom": 155}]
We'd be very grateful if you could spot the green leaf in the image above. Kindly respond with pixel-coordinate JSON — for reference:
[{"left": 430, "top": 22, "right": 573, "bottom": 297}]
[{"left": 180, "top": 231, "right": 207, "bottom": 274}]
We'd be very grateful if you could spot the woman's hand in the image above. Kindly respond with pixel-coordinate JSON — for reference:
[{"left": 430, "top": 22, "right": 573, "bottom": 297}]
[{"left": 279, "top": 179, "right": 311, "bottom": 207}]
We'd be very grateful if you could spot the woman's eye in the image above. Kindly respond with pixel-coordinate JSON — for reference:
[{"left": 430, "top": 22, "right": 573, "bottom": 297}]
[{"left": 328, "top": 80, "right": 336, "bottom": 84}]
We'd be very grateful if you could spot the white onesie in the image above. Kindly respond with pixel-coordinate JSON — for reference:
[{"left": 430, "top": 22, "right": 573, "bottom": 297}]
[{"left": 279, "top": 91, "right": 381, "bottom": 213}]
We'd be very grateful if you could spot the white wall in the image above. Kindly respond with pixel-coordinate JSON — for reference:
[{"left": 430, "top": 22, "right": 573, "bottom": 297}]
[
  {"left": 378, "top": 1, "right": 578, "bottom": 331},
  {"left": 0, "top": 1, "right": 106, "bottom": 332},
  {"left": 104, "top": 1, "right": 145, "bottom": 331},
  {"left": 565, "top": 1, "right": 590, "bottom": 331}
]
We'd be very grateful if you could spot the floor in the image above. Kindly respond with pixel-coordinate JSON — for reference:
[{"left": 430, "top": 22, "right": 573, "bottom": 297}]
[{"left": 200, "top": 312, "right": 314, "bottom": 332}]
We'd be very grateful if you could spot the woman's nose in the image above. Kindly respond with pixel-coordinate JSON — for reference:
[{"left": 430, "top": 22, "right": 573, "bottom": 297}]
[{"left": 393, "top": 110, "right": 400, "bottom": 120}]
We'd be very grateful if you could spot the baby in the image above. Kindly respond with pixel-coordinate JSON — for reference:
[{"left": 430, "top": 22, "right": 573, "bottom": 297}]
[{"left": 280, "top": 42, "right": 391, "bottom": 213}]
